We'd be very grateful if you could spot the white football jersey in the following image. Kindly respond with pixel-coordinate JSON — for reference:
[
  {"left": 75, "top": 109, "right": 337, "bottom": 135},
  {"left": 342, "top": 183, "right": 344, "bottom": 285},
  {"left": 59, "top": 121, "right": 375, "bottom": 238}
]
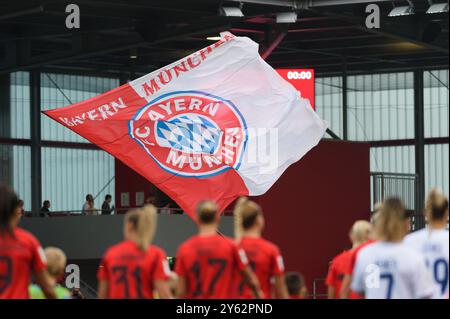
[
  {"left": 351, "top": 241, "right": 434, "bottom": 299},
  {"left": 404, "top": 228, "right": 449, "bottom": 299}
]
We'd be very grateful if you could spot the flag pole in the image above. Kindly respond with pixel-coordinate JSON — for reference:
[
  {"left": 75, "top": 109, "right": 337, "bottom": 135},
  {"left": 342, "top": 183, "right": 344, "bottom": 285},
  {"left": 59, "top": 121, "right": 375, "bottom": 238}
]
[{"left": 326, "top": 128, "right": 341, "bottom": 140}]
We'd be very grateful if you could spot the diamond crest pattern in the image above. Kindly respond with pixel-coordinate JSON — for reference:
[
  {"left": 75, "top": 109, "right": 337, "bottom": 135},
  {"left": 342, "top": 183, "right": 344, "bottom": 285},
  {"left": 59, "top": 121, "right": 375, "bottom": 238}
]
[{"left": 156, "top": 114, "right": 221, "bottom": 154}]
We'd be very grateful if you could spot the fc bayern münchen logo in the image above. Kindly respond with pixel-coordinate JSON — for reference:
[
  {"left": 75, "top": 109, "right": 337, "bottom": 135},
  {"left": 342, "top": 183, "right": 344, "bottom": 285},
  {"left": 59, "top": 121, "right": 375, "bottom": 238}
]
[{"left": 128, "top": 91, "right": 248, "bottom": 178}]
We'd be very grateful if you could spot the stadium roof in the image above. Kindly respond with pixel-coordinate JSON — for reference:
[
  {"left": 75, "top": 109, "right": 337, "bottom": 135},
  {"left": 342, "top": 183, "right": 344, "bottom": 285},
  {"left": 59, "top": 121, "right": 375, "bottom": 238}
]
[{"left": 1, "top": 0, "right": 448, "bottom": 76}]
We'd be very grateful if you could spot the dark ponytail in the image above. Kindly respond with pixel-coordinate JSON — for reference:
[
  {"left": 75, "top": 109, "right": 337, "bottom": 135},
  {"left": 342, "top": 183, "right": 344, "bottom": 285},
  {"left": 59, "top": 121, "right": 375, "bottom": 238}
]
[{"left": 0, "top": 184, "right": 20, "bottom": 236}]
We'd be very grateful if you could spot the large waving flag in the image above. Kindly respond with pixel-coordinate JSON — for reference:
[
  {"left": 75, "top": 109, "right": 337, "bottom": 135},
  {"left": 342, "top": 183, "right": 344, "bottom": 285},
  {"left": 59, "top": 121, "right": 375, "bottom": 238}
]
[{"left": 43, "top": 33, "right": 327, "bottom": 219}]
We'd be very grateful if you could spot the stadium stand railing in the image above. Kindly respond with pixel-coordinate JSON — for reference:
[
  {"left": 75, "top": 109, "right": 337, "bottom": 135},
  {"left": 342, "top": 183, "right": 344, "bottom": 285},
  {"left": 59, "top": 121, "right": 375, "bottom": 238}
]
[
  {"left": 79, "top": 278, "right": 98, "bottom": 299},
  {"left": 24, "top": 207, "right": 235, "bottom": 217},
  {"left": 371, "top": 172, "right": 425, "bottom": 230},
  {"left": 311, "top": 278, "right": 328, "bottom": 299}
]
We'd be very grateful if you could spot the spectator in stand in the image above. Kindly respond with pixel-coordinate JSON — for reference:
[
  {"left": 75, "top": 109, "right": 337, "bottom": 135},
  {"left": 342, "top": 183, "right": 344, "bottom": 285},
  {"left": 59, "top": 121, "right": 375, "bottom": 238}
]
[
  {"left": 81, "top": 194, "right": 98, "bottom": 215},
  {"left": 285, "top": 272, "right": 308, "bottom": 299},
  {"left": 40, "top": 200, "right": 51, "bottom": 217},
  {"left": 145, "top": 195, "right": 156, "bottom": 205},
  {"left": 101, "top": 194, "right": 114, "bottom": 215},
  {"left": 29, "top": 247, "right": 71, "bottom": 299}
]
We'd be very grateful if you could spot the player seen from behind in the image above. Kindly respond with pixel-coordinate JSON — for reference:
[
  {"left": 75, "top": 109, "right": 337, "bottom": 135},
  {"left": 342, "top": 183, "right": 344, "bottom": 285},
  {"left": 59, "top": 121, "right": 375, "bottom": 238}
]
[
  {"left": 175, "top": 200, "right": 262, "bottom": 299},
  {"left": 97, "top": 205, "right": 173, "bottom": 299},
  {"left": 404, "top": 189, "right": 449, "bottom": 299},
  {"left": 351, "top": 198, "right": 434, "bottom": 299},
  {"left": 234, "top": 197, "right": 289, "bottom": 299},
  {"left": 339, "top": 206, "right": 381, "bottom": 299},
  {"left": 326, "top": 220, "right": 372, "bottom": 299},
  {"left": 0, "top": 184, "right": 56, "bottom": 299}
]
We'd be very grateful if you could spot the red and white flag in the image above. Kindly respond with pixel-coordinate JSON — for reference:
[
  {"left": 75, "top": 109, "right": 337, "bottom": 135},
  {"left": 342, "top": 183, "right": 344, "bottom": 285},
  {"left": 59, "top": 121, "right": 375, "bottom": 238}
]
[{"left": 43, "top": 33, "right": 327, "bottom": 219}]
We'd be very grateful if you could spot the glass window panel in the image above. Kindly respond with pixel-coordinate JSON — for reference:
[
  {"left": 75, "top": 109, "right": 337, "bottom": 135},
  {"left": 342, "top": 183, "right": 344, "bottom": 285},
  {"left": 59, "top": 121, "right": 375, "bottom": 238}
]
[
  {"left": 41, "top": 147, "right": 115, "bottom": 212},
  {"left": 370, "top": 146, "right": 415, "bottom": 174},
  {"left": 0, "top": 144, "right": 31, "bottom": 211},
  {"left": 424, "top": 69, "right": 449, "bottom": 138},
  {"left": 347, "top": 72, "right": 414, "bottom": 141},
  {"left": 40, "top": 73, "right": 119, "bottom": 142},
  {"left": 4, "top": 72, "right": 31, "bottom": 139},
  {"left": 315, "top": 76, "right": 343, "bottom": 138},
  {"left": 425, "top": 144, "right": 449, "bottom": 198}
]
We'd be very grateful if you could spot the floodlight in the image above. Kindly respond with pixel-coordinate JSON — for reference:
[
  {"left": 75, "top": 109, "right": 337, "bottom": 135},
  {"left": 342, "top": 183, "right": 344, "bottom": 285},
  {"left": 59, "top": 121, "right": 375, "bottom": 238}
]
[
  {"left": 426, "top": 2, "right": 449, "bottom": 13},
  {"left": 388, "top": 1, "right": 415, "bottom": 17},
  {"left": 220, "top": 7, "right": 244, "bottom": 17},
  {"left": 129, "top": 48, "right": 138, "bottom": 59},
  {"left": 276, "top": 12, "right": 298, "bottom": 23}
]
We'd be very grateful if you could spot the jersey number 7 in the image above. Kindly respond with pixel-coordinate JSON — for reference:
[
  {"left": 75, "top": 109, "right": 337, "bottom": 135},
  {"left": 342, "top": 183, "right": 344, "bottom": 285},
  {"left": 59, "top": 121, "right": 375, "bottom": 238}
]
[
  {"left": 380, "top": 273, "right": 394, "bottom": 299},
  {"left": 191, "top": 258, "right": 227, "bottom": 297}
]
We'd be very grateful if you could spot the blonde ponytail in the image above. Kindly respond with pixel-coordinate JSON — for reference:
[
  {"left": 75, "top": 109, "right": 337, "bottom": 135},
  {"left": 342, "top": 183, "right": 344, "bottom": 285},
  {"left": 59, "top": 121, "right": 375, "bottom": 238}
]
[
  {"left": 126, "top": 205, "right": 157, "bottom": 251},
  {"left": 234, "top": 197, "right": 248, "bottom": 242},
  {"left": 375, "top": 198, "right": 408, "bottom": 242},
  {"left": 233, "top": 197, "right": 263, "bottom": 242}
]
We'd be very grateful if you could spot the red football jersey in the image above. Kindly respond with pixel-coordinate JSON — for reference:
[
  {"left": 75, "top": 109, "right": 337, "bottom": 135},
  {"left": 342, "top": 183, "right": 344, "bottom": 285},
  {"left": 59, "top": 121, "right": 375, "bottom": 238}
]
[
  {"left": 97, "top": 240, "right": 170, "bottom": 299},
  {"left": 175, "top": 234, "right": 248, "bottom": 299},
  {"left": 238, "top": 236, "right": 285, "bottom": 299},
  {"left": 326, "top": 250, "right": 352, "bottom": 299},
  {"left": 0, "top": 228, "right": 47, "bottom": 299}
]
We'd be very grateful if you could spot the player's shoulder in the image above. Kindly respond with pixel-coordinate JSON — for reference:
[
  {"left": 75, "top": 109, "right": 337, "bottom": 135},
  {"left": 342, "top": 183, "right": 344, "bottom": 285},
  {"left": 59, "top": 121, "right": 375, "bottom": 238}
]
[
  {"left": 404, "top": 228, "right": 427, "bottom": 243},
  {"left": 398, "top": 243, "right": 426, "bottom": 263},
  {"left": 217, "top": 235, "right": 245, "bottom": 253},
  {"left": 103, "top": 240, "right": 130, "bottom": 257},
  {"left": 177, "top": 235, "right": 198, "bottom": 253},
  {"left": 425, "top": 229, "right": 449, "bottom": 248},
  {"left": 257, "top": 237, "right": 281, "bottom": 254},
  {"left": 14, "top": 227, "right": 36, "bottom": 239},
  {"left": 221, "top": 235, "right": 239, "bottom": 247},
  {"left": 433, "top": 229, "right": 449, "bottom": 241},
  {"left": 13, "top": 227, "right": 40, "bottom": 245},
  {"left": 357, "top": 240, "right": 377, "bottom": 255},
  {"left": 183, "top": 235, "right": 199, "bottom": 246},
  {"left": 333, "top": 249, "right": 351, "bottom": 263},
  {"left": 149, "top": 244, "right": 166, "bottom": 257},
  {"left": 405, "top": 228, "right": 449, "bottom": 244},
  {"left": 355, "top": 242, "right": 379, "bottom": 261}
]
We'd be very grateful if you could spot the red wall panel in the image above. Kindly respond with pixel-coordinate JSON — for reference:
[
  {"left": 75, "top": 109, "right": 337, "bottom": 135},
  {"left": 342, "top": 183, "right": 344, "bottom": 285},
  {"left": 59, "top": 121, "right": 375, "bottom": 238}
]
[
  {"left": 115, "top": 159, "right": 156, "bottom": 210},
  {"left": 115, "top": 139, "right": 370, "bottom": 293},
  {"left": 256, "top": 139, "right": 370, "bottom": 293}
]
